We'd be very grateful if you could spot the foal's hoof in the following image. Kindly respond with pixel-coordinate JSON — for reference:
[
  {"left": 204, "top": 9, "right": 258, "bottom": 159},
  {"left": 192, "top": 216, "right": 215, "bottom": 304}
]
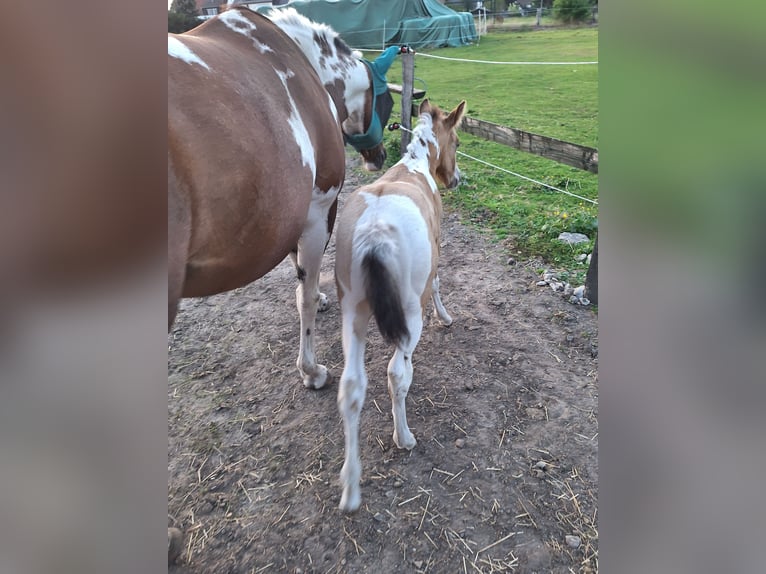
[
  {"left": 339, "top": 488, "right": 361, "bottom": 513},
  {"left": 394, "top": 431, "right": 417, "bottom": 450},
  {"left": 302, "top": 365, "right": 331, "bottom": 390},
  {"left": 168, "top": 527, "right": 183, "bottom": 565},
  {"left": 317, "top": 292, "right": 329, "bottom": 312}
]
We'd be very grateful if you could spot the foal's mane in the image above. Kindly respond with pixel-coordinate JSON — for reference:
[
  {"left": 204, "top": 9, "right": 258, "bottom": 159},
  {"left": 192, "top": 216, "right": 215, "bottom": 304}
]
[{"left": 405, "top": 109, "right": 441, "bottom": 160}]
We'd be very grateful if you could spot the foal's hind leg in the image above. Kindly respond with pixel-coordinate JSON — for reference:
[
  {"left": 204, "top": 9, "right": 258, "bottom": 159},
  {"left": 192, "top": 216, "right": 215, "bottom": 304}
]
[
  {"left": 431, "top": 273, "right": 453, "bottom": 326},
  {"left": 388, "top": 306, "right": 424, "bottom": 450},
  {"left": 338, "top": 307, "right": 371, "bottom": 512},
  {"left": 293, "top": 188, "right": 338, "bottom": 389}
]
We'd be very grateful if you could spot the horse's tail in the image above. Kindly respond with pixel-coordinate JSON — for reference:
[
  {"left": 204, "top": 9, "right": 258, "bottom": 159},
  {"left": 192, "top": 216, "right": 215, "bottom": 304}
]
[{"left": 362, "top": 244, "right": 410, "bottom": 346}]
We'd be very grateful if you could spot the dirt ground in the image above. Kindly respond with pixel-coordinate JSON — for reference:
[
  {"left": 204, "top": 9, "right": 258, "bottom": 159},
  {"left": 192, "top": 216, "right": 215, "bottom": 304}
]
[{"left": 168, "top": 159, "right": 598, "bottom": 573}]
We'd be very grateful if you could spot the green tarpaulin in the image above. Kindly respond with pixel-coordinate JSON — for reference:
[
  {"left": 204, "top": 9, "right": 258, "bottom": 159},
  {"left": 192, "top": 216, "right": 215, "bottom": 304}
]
[{"left": 256, "top": 0, "right": 477, "bottom": 50}]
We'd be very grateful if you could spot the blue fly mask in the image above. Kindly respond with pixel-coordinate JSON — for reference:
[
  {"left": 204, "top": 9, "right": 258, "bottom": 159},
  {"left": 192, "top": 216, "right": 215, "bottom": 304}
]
[{"left": 344, "top": 46, "right": 399, "bottom": 152}]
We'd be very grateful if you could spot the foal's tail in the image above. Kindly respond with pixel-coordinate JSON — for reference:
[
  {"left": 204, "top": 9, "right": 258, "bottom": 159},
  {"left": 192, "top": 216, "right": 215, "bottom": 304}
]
[{"left": 362, "top": 244, "right": 410, "bottom": 345}]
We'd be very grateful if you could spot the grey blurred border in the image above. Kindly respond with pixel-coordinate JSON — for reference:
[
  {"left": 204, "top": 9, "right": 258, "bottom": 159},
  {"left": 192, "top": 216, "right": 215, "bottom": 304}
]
[
  {"left": 0, "top": 1, "right": 168, "bottom": 573},
  {"left": 601, "top": 1, "right": 766, "bottom": 572}
]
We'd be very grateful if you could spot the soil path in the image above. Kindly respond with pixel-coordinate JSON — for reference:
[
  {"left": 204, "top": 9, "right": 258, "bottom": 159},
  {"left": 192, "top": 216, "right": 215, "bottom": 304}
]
[{"left": 169, "top": 160, "right": 598, "bottom": 573}]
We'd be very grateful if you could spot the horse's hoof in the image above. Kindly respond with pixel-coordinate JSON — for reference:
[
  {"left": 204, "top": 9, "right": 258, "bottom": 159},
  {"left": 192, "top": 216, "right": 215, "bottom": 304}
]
[
  {"left": 434, "top": 308, "right": 453, "bottom": 326},
  {"left": 168, "top": 527, "right": 183, "bottom": 565},
  {"left": 303, "top": 365, "right": 331, "bottom": 390},
  {"left": 317, "top": 292, "right": 330, "bottom": 312}
]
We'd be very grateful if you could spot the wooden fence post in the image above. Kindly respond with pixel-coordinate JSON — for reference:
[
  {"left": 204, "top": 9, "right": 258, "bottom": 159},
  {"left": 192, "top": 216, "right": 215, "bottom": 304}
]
[
  {"left": 400, "top": 49, "right": 415, "bottom": 155},
  {"left": 584, "top": 234, "right": 598, "bottom": 305}
]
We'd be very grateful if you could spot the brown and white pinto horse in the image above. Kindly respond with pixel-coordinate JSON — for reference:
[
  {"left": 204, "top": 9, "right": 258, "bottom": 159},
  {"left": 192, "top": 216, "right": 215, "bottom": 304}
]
[
  {"left": 334, "top": 99, "right": 467, "bottom": 511},
  {"left": 168, "top": 7, "right": 393, "bottom": 390}
]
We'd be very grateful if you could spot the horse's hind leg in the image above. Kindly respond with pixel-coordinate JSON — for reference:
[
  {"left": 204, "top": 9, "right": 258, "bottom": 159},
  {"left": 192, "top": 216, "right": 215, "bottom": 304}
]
[
  {"left": 387, "top": 305, "right": 424, "bottom": 450},
  {"left": 431, "top": 273, "right": 453, "bottom": 326},
  {"left": 293, "top": 188, "right": 338, "bottom": 389},
  {"left": 290, "top": 250, "right": 328, "bottom": 313}
]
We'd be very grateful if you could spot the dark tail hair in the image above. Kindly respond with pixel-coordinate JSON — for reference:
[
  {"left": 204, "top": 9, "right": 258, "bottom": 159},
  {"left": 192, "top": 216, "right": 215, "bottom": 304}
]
[{"left": 362, "top": 246, "right": 410, "bottom": 345}]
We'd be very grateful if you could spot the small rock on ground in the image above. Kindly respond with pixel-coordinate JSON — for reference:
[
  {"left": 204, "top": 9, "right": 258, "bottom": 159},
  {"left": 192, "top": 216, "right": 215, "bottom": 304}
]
[
  {"left": 557, "top": 232, "right": 590, "bottom": 245},
  {"left": 565, "top": 534, "right": 582, "bottom": 548}
]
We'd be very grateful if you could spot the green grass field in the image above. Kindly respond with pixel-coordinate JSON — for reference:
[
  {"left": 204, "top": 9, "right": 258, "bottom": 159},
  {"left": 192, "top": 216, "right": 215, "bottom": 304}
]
[{"left": 363, "top": 27, "right": 598, "bottom": 279}]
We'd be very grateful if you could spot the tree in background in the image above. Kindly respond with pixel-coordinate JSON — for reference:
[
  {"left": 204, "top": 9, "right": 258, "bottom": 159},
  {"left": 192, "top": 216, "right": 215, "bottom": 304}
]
[
  {"left": 552, "top": 0, "right": 591, "bottom": 23},
  {"left": 169, "top": 0, "right": 201, "bottom": 34}
]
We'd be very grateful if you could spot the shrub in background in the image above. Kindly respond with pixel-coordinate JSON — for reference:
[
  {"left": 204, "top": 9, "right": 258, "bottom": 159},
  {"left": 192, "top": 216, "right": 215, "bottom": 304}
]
[{"left": 553, "top": 0, "right": 591, "bottom": 24}]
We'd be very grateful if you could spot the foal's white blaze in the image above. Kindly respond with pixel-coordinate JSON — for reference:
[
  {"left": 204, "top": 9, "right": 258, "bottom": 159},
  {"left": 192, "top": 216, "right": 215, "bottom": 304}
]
[
  {"left": 168, "top": 36, "right": 211, "bottom": 70},
  {"left": 275, "top": 69, "right": 317, "bottom": 182},
  {"left": 398, "top": 113, "right": 439, "bottom": 193},
  {"left": 218, "top": 9, "right": 274, "bottom": 54}
]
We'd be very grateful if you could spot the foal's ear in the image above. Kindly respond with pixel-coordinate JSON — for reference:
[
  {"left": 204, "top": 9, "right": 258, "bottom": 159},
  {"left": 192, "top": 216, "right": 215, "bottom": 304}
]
[
  {"left": 419, "top": 99, "right": 433, "bottom": 116},
  {"left": 446, "top": 100, "right": 467, "bottom": 129}
]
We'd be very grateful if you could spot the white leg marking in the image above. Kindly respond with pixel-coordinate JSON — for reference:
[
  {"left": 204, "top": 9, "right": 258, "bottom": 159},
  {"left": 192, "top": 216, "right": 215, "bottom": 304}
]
[
  {"left": 294, "top": 187, "right": 339, "bottom": 389},
  {"left": 338, "top": 308, "right": 370, "bottom": 512},
  {"left": 431, "top": 274, "right": 453, "bottom": 326},
  {"left": 388, "top": 306, "right": 424, "bottom": 451}
]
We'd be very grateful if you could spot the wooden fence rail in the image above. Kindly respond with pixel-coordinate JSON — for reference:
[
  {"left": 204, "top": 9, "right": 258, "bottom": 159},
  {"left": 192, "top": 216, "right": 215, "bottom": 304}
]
[
  {"left": 399, "top": 101, "right": 598, "bottom": 174},
  {"left": 458, "top": 116, "right": 598, "bottom": 174}
]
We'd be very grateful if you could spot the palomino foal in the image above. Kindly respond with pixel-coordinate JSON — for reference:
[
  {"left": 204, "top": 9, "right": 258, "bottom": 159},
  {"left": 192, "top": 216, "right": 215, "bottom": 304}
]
[{"left": 335, "top": 99, "right": 467, "bottom": 511}]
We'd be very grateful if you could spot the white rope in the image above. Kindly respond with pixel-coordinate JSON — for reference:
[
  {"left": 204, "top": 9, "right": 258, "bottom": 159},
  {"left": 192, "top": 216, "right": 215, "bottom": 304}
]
[
  {"left": 393, "top": 123, "right": 597, "bottom": 205},
  {"left": 456, "top": 150, "right": 598, "bottom": 204},
  {"left": 354, "top": 48, "right": 597, "bottom": 66},
  {"left": 415, "top": 53, "right": 598, "bottom": 65}
]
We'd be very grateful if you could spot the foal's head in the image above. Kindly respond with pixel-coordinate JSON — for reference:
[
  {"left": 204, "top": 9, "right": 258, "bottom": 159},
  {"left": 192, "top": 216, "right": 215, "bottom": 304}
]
[{"left": 419, "top": 99, "right": 467, "bottom": 189}]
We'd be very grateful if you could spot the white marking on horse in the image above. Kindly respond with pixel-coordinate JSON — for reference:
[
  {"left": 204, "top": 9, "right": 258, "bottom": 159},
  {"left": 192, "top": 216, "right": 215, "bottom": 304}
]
[
  {"left": 275, "top": 68, "right": 317, "bottom": 182},
  {"left": 218, "top": 8, "right": 274, "bottom": 54},
  {"left": 398, "top": 113, "right": 440, "bottom": 193},
  {"left": 268, "top": 8, "right": 369, "bottom": 127},
  {"left": 168, "top": 36, "right": 211, "bottom": 70},
  {"left": 268, "top": 9, "right": 349, "bottom": 79},
  {"left": 326, "top": 92, "right": 339, "bottom": 123},
  {"left": 355, "top": 193, "right": 432, "bottom": 295}
]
